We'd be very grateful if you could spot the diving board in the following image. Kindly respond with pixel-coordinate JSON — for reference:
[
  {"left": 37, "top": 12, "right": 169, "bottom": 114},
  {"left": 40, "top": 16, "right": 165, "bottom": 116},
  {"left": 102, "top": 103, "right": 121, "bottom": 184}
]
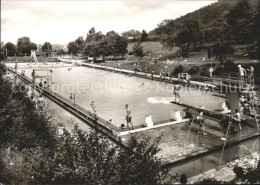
[{"left": 119, "top": 118, "right": 190, "bottom": 136}]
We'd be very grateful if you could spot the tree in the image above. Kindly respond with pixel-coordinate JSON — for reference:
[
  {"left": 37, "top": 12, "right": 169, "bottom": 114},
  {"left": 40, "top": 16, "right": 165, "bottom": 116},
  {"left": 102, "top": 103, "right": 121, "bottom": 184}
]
[
  {"left": 75, "top": 36, "right": 85, "bottom": 49},
  {"left": 175, "top": 30, "right": 192, "bottom": 57},
  {"left": 17, "top": 37, "right": 32, "bottom": 56},
  {"left": 85, "top": 27, "right": 104, "bottom": 43},
  {"left": 133, "top": 42, "right": 143, "bottom": 58},
  {"left": 68, "top": 41, "right": 81, "bottom": 55},
  {"left": 83, "top": 30, "right": 128, "bottom": 60},
  {"left": 67, "top": 36, "right": 85, "bottom": 56},
  {"left": 4, "top": 42, "right": 16, "bottom": 56},
  {"left": 247, "top": 4, "right": 260, "bottom": 59},
  {"left": 0, "top": 75, "right": 171, "bottom": 184},
  {"left": 109, "top": 34, "right": 128, "bottom": 59},
  {"left": 42, "top": 42, "right": 52, "bottom": 56},
  {"left": 140, "top": 30, "right": 148, "bottom": 42},
  {"left": 155, "top": 19, "right": 176, "bottom": 36},
  {"left": 213, "top": 39, "right": 234, "bottom": 64},
  {"left": 57, "top": 49, "right": 66, "bottom": 55},
  {"left": 226, "top": 0, "right": 253, "bottom": 44},
  {"left": 186, "top": 20, "right": 201, "bottom": 49},
  {"left": 30, "top": 42, "right": 37, "bottom": 51},
  {"left": 122, "top": 30, "right": 141, "bottom": 41},
  {"left": 83, "top": 42, "right": 100, "bottom": 62},
  {"left": 0, "top": 42, "right": 5, "bottom": 60},
  {"left": 159, "top": 20, "right": 200, "bottom": 57}
]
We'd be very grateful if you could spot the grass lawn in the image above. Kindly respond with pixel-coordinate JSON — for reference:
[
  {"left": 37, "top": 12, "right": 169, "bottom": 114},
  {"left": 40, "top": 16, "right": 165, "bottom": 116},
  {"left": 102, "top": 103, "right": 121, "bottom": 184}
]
[
  {"left": 103, "top": 49, "right": 258, "bottom": 79},
  {"left": 127, "top": 41, "right": 180, "bottom": 58},
  {"left": 4, "top": 56, "right": 57, "bottom": 63}
]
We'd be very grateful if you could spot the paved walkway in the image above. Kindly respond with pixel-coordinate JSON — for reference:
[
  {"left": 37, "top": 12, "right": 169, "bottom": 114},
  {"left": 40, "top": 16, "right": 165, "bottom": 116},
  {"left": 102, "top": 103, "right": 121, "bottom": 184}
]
[{"left": 80, "top": 63, "right": 217, "bottom": 89}]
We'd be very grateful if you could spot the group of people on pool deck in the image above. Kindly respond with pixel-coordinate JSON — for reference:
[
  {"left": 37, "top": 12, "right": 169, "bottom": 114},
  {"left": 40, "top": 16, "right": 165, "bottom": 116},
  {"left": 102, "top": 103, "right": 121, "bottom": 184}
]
[
  {"left": 193, "top": 108, "right": 242, "bottom": 136},
  {"left": 238, "top": 64, "right": 254, "bottom": 86},
  {"left": 30, "top": 94, "right": 46, "bottom": 110}
]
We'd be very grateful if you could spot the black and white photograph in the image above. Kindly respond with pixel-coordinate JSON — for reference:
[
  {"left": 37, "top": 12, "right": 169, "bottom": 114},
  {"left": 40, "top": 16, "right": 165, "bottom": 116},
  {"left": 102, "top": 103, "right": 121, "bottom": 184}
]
[{"left": 0, "top": 0, "right": 260, "bottom": 184}]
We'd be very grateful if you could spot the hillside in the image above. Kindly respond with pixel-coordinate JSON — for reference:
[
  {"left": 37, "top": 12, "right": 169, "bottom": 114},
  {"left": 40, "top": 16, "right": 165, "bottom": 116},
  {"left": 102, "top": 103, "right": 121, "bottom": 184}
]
[
  {"left": 150, "top": 0, "right": 258, "bottom": 35},
  {"left": 127, "top": 41, "right": 180, "bottom": 58}
]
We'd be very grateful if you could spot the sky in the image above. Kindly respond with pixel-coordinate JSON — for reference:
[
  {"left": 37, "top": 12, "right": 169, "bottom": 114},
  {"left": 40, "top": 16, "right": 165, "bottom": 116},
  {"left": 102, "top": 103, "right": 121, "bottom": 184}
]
[{"left": 1, "top": 0, "right": 217, "bottom": 45}]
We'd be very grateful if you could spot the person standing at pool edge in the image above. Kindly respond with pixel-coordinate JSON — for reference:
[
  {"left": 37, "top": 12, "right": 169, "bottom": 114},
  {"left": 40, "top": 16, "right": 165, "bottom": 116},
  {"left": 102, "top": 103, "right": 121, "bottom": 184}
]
[
  {"left": 125, "top": 104, "right": 134, "bottom": 130},
  {"left": 173, "top": 84, "right": 180, "bottom": 104},
  {"left": 232, "top": 109, "right": 242, "bottom": 131}
]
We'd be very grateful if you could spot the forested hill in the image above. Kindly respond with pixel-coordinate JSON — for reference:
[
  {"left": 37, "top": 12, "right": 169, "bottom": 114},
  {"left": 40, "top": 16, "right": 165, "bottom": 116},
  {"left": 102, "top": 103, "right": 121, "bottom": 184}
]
[
  {"left": 170, "top": 1, "right": 235, "bottom": 27},
  {"left": 150, "top": 0, "right": 260, "bottom": 59},
  {"left": 151, "top": 0, "right": 259, "bottom": 36}
]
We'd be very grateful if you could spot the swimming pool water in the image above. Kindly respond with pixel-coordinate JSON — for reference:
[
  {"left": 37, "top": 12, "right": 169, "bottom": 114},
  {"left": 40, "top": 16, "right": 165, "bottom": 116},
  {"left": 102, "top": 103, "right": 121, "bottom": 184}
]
[{"left": 13, "top": 63, "right": 224, "bottom": 127}]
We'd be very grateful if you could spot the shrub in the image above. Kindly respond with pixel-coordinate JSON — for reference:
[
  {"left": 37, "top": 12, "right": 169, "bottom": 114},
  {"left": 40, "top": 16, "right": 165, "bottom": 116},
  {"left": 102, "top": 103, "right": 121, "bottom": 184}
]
[
  {"left": 128, "top": 51, "right": 134, "bottom": 55},
  {"left": 166, "top": 53, "right": 178, "bottom": 59},
  {"left": 233, "top": 166, "right": 244, "bottom": 179},
  {"left": 213, "top": 65, "right": 224, "bottom": 76},
  {"left": 133, "top": 42, "right": 143, "bottom": 58},
  {"left": 173, "top": 65, "right": 184, "bottom": 75},
  {"left": 188, "top": 67, "right": 199, "bottom": 75},
  {"left": 200, "top": 67, "right": 208, "bottom": 77},
  {"left": 233, "top": 161, "right": 260, "bottom": 184},
  {"left": 0, "top": 75, "right": 170, "bottom": 184},
  {"left": 194, "top": 177, "right": 223, "bottom": 184},
  {"left": 223, "top": 60, "right": 238, "bottom": 73}
]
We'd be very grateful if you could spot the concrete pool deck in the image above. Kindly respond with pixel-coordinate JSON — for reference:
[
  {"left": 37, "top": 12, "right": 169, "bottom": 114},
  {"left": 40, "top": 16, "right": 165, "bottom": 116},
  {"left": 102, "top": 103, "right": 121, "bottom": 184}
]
[
  {"left": 80, "top": 62, "right": 218, "bottom": 89},
  {"left": 120, "top": 118, "right": 259, "bottom": 168},
  {"left": 78, "top": 62, "right": 260, "bottom": 91}
]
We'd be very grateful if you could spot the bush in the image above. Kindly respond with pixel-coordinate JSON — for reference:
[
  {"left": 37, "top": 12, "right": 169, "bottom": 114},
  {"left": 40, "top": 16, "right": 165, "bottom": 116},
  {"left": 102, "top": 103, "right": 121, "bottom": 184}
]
[
  {"left": 200, "top": 67, "right": 208, "bottom": 77},
  {"left": 128, "top": 51, "right": 134, "bottom": 55},
  {"left": 166, "top": 53, "right": 178, "bottom": 59},
  {"left": 0, "top": 62, "right": 6, "bottom": 76},
  {"left": 133, "top": 42, "right": 143, "bottom": 58},
  {"left": 223, "top": 60, "right": 238, "bottom": 73},
  {"left": 173, "top": 65, "right": 184, "bottom": 75},
  {"left": 0, "top": 75, "right": 170, "bottom": 184},
  {"left": 188, "top": 67, "right": 199, "bottom": 75},
  {"left": 233, "top": 161, "right": 260, "bottom": 184},
  {"left": 194, "top": 178, "right": 223, "bottom": 184},
  {"left": 233, "top": 166, "right": 244, "bottom": 179},
  {"left": 213, "top": 65, "right": 224, "bottom": 76}
]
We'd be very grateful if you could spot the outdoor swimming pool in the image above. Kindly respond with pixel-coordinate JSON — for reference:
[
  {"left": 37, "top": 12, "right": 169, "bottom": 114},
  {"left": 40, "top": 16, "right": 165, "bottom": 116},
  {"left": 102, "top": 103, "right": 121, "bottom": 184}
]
[{"left": 10, "top": 63, "right": 224, "bottom": 127}]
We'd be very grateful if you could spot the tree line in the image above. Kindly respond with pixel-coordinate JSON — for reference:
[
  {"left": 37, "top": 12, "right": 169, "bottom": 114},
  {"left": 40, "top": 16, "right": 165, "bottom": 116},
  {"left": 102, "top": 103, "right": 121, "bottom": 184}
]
[
  {"left": 67, "top": 27, "right": 148, "bottom": 61},
  {"left": 154, "top": 0, "right": 260, "bottom": 61},
  {"left": 1, "top": 37, "right": 54, "bottom": 57}
]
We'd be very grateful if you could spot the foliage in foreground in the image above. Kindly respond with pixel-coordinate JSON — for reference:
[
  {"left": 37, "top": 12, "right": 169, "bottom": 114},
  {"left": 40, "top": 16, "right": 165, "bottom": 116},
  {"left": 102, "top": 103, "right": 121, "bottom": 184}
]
[{"left": 0, "top": 63, "right": 170, "bottom": 185}]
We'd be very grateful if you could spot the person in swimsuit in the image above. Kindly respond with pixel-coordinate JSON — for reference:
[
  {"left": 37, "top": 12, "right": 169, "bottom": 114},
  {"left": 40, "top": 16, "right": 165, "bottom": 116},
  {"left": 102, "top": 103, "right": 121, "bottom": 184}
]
[
  {"left": 31, "top": 69, "right": 35, "bottom": 79},
  {"left": 173, "top": 84, "right": 180, "bottom": 103},
  {"left": 198, "top": 112, "right": 207, "bottom": 135},
  {"left": 125, "top": 104, "right": 134, "bottom": 130},
  {"left": 232, "top": 109, "right": 242, "bottom": 131},
  {"left": 31, "top": 95, "right": 37, "bottom": 109},
  {"left": 238, "top": 65, "right": 247, "bottom": 86},
  {"left": 37, "top": 95, "right": 45, "bottom": 110}
]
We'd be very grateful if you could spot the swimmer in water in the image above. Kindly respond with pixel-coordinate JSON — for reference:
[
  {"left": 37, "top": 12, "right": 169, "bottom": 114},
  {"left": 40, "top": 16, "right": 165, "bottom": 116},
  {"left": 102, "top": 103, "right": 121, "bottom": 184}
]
[{"left": 140, "top": 82, "right": 145, "bottom": 86}]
